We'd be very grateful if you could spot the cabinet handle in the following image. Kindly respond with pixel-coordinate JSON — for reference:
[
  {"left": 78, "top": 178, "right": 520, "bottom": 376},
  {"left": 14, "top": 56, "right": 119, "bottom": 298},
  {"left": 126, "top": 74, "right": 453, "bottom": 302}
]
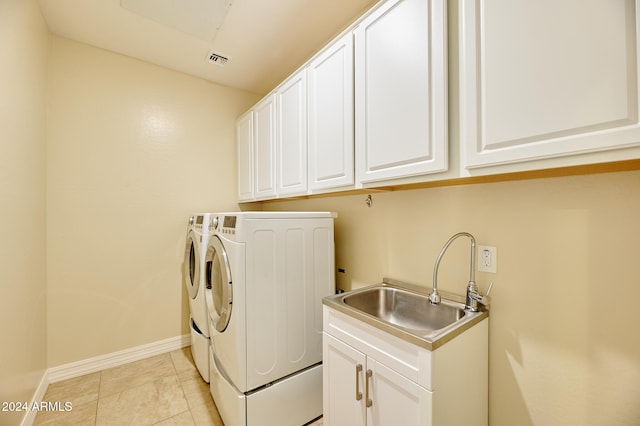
[
  {"left": 355, "top": 364, "right": 363, "bottom": 401},
  {"left": 365, "top": 369, "right": 373, "bottom": 408}
]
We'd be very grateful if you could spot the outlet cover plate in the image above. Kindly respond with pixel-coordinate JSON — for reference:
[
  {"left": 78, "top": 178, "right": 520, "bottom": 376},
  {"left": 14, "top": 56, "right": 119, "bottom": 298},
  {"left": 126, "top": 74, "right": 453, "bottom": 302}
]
[{"left": 478, "top": 245, "right": 497, "bottom": 273}]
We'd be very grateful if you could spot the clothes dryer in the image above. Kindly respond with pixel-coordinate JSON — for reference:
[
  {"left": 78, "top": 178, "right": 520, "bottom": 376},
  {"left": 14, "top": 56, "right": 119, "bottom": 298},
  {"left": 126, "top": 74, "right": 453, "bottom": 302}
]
[
  {"left": 204, "top": 212, "right": 336, "bottom": 426},
  {"left": 184, "top": 213, "right": 214, "bottom": 383}
]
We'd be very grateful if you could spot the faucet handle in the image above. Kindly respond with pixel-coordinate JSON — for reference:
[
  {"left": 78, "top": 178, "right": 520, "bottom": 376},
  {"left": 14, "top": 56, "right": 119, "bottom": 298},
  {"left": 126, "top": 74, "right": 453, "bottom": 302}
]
[
  {"left": 469, "top": 282, "right": 493, "bottom": 307},
  {"left": 466, "top": 281, "right": 493, "bottom": 311},
  {"left": 485, "top": 281, "right": 494, "bottom": 296},
  {"left": 478, "top": 282, "right": 493, "bottom": 306}
]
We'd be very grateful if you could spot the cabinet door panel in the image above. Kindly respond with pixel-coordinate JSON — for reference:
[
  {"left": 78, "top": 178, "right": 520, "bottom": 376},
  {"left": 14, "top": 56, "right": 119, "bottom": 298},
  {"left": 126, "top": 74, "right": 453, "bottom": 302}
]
[
  {"left": 323, "top": 333, "right": 366, "bottom": 426},
  {"left": 277, "top": 70, "right": 308, "bottom": 196},
  {"left": 461, "top": 0, "right": 640, "bottom": 168},
  {"left": 368, "top": 358, "right": 432, "bottom": 426},
  {"left": 308, "top": 34, "right": 355, "bottom": 190},
  {"left": 237, "top": 111, "right": 254, "bottom": 201},
  {"left": 254, "top": 95, "right": 277, "bottom": 199},
  {"left": 355, "top": 0, "right": 447, "bottom": 183}
]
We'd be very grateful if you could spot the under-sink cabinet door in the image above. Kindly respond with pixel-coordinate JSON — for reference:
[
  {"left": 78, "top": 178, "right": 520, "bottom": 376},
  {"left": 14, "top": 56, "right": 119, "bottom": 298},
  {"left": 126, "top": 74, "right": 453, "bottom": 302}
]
[
  {"left": 323, "top": 333, "right": 431, "bottom": 426},
  {"left": 368, "top": 357, "right": 431, "bottom": 426},
  {"left": 323, "top": 333, "right": 367, "bottom": 426}
]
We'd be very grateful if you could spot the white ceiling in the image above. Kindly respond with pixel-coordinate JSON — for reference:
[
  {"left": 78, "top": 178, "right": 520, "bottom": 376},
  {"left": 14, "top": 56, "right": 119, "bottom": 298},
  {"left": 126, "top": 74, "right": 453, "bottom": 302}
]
[{"left": 37, "top": 0, "right": 377, "bottom": 95}]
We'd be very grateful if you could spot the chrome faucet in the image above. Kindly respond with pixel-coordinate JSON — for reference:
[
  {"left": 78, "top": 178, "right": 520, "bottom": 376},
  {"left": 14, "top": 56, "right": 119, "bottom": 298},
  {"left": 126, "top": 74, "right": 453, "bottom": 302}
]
[{"left": 429, "top": 232, "right": 490, "bottom": 312}]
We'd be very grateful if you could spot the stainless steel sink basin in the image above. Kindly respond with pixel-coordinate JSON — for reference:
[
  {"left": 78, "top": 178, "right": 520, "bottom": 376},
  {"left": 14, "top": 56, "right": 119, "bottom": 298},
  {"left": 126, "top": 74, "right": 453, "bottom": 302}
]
[
  {"left": 343, "top": 286, "right": 465, "bottom": 332},
  {"left": 323, "top": 278, "right": 489, "bottom": 350}
]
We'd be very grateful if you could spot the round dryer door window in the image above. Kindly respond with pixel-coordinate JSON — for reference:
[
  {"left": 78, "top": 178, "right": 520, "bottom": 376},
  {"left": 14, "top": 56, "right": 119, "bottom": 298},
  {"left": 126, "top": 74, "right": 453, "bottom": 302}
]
[
  {"left": 183, "top": 231, "right": 200, "bottom": 300},
  {"left": 205, "top": 235, "right": 232, "bottom": 332}
]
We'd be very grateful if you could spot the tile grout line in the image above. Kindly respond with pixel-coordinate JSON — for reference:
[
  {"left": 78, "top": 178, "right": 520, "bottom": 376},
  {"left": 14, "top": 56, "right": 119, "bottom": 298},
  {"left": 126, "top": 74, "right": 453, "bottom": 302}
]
[
  {"left": 169, "top": 349, "right": 196, "bottom": 425},
  {"left": 146, "top": 350, "right": 194, "bottom": 425},
  {"left": 93, "top": 371, "right": 102, "bottom": 426}
]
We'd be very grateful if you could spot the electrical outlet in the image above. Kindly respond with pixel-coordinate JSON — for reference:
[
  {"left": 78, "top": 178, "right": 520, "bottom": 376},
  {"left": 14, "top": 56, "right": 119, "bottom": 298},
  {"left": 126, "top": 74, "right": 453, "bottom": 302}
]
[{"left": 478, "top": 246, "right": 497, "bottom": 273}]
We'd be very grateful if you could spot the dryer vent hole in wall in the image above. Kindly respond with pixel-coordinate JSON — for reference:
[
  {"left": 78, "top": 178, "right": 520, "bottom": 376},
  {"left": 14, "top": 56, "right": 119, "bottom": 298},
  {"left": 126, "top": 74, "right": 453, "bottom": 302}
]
[{"left": 207, "top": 50, "right": 231, "bottom": 66}]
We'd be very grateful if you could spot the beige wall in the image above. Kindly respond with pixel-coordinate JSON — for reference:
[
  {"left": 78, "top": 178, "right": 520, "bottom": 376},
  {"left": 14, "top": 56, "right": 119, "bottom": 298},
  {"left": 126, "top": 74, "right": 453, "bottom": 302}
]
[
  {"left": 46, "top": 36, "right": 260, "bottom": 366},
  {"left": 4, "top": 2, "right": 639, "bottom": 425},
  {"left": 0, "top": 0, "right": 49, "bottom": 422},
  {"left": 264, "top": 170, "right": 640, "bottom": 425}
]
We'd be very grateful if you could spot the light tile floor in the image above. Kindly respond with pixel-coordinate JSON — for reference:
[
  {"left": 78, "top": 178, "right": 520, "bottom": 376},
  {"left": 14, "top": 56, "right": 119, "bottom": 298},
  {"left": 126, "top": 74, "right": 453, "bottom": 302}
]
[
  {"left": 35, "top": 348, "right": 222, "bottom": 426},
  {"left": 34, "top": 347, "right": 324, "bottom": 426}
]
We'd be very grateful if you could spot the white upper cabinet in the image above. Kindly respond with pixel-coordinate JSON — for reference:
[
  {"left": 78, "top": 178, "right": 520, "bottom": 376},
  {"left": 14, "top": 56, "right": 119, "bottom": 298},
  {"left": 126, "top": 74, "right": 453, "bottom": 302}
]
[
  {"left": 238, "top": 0, "right": 640, "bottom": 202},
  {"left": 460, "top": 0, "right": 640, "bottom": 170},
  {"left": 277, "top": 69, "right": 308, "bottom": 196},
  {"left": 355, "top": 0, "right": 448, "bottom": 184},
  {"left": 237, "top": 110, "right": 254, "bottom": 202},
  {"left": 253, "top": 94, "right": 277, "bottom": 200},
  {"left": 308, "top": 33, "right": 355, "bottom": 191}
]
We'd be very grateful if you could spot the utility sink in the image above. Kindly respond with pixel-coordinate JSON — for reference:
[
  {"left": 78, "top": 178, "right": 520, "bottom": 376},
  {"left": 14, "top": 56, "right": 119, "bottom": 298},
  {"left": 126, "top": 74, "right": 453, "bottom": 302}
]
[
  {"left": 343, "top": 286, "right": 465, "bottom": 332},
  {"left": 323, "top": 278, "right": 489, "bottom": 350}
]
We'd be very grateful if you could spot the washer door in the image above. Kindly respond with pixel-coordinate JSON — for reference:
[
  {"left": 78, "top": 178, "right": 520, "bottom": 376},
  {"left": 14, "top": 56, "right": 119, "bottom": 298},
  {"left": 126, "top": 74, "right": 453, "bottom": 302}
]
[
  {"left": 205, "top": 235, "right": 233, "bottom": 332},
  {"left": 184, "top": 230, "right": 200, "bottom": 300}
]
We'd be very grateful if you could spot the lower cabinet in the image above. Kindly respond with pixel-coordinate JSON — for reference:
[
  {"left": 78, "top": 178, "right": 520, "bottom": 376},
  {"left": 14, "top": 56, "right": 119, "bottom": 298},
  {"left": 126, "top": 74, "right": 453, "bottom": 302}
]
[
  {"left": 323, "top": 306, "right": 488, "bottom": 426},
  {"left": 324, "top": 334, "right": 430, "bottom": 425}
]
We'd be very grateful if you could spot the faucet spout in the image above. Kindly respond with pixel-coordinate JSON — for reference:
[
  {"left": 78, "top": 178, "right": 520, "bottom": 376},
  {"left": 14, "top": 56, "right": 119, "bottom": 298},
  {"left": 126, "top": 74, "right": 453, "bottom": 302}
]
[{"left": 429, "top": 232, "right": 476, "bottom": 307}]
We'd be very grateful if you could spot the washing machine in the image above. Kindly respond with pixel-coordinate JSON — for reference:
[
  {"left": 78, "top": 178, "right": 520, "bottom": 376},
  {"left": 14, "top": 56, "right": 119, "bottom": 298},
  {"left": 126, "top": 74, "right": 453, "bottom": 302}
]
[
  {"left": 204, "top": 212, "right": 336, "bottom": 426},
  {"left": 184, "top": 213, "right": 214, "bottom": 383}
]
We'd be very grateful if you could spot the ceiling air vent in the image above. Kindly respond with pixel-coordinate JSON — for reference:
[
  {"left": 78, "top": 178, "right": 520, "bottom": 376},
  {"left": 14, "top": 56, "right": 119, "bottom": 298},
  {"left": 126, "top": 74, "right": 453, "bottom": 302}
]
[{"left": 207, "top": 51, "right": 231, "bottom": 67}]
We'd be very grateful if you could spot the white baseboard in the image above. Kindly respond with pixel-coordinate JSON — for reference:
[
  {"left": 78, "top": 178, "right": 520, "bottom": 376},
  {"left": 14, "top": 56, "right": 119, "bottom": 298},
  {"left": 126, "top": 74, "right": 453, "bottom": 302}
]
[
  {"left": 21, "top": 334, "right": 190, "bottom": 426},
  {"left": 20, "top": 371, "right": 50, "bottom": 426},
  {"left": 47, "top": 334, "right": 191, "bottom": 383}
]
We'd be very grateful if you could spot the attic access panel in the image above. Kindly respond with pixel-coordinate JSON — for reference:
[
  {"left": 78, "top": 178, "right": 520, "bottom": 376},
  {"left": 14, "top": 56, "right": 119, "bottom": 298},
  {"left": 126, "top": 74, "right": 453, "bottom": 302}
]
[{"left": 120, "top": 0, "right": 233, "bottom": 41}]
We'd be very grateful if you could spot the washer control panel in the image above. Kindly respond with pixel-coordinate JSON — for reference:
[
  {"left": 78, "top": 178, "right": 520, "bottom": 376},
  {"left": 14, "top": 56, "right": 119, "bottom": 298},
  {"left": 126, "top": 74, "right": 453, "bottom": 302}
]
[
  {"left": 220, "top": 215, "right": 237, "bottom": 235},
  {"left": 191, "top": 215, "right": 205, "bottom": 231}
]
